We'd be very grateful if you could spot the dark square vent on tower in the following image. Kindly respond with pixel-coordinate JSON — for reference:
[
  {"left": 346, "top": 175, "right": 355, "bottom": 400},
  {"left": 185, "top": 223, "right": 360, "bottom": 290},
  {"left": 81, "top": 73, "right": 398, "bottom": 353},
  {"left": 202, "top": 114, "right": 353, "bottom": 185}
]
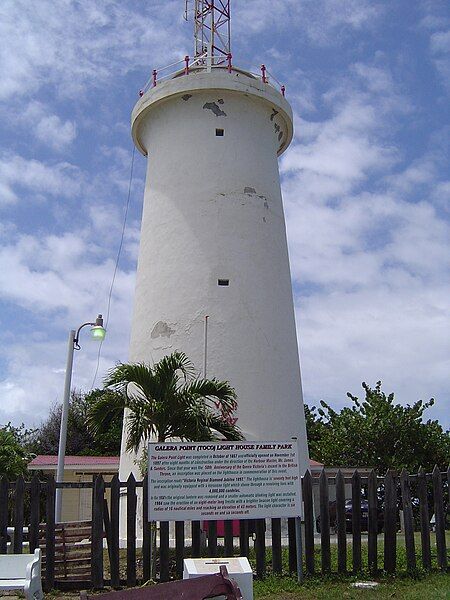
[
  {"left": 215, "top": 128, "right": 224, "bottom": 136},
  {"left": 218, "top": 279, "right": 229, "bottom": 286}
]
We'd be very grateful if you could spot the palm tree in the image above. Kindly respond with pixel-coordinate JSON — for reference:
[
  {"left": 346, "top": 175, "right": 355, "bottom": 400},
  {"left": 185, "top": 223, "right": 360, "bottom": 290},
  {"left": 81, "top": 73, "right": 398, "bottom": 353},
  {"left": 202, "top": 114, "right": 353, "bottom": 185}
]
[{"left": 88, "top": 351, "right": 243, "bottom": 451}]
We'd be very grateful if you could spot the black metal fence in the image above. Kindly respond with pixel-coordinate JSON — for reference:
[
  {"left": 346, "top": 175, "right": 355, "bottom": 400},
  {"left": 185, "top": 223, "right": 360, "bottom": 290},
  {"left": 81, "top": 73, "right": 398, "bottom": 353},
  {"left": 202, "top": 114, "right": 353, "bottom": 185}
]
[{"left": 0, "top": 466, "right": 448, "bottom": 590}]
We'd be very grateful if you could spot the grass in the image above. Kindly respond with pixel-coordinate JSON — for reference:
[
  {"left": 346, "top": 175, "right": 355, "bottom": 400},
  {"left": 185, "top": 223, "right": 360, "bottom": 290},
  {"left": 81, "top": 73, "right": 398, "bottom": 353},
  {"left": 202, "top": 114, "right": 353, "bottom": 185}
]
[
  {"left": 44, "top": 532, "right": 450, "bottom": 598},
  {"left": 253, "top": 572, "right": 450, "bottom": 599},
  {"left": 43, "top": 572, "right": 450, "bottom": 599}
]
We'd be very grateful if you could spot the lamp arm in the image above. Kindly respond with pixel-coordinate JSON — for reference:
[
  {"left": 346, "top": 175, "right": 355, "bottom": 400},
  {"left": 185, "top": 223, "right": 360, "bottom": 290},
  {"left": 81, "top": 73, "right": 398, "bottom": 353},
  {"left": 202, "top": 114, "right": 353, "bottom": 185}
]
[{"left": 73, "top": 322, "right": 95, "bottom": 350}]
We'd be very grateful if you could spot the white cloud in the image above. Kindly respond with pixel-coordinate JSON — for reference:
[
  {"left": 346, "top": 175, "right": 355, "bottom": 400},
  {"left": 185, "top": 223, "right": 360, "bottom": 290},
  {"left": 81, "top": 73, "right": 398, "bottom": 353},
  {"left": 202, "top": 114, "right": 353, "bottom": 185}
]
[
  {"left": 0, "top": 0, "right": 187, "bottom": 101},
  {"left": 278, "top": 57, "right": 450, "bottom": 425},
  {"left": 0, "top": 231, "right": 135, "bottom": 315},
  {"left": 430, "top": 29, "right": 450, "bottom": 53},
  {"left": 0, "top": 226, "right": 136, "bottom": 425},
  {"left": 234, "top": 0, "right": 383, "bottom": 43},
  {"left": 0, "top": 153, "right": 81, "bottom": 206},
  {"left": 21, "top": 101, "right": 77, "bottom": 150}
]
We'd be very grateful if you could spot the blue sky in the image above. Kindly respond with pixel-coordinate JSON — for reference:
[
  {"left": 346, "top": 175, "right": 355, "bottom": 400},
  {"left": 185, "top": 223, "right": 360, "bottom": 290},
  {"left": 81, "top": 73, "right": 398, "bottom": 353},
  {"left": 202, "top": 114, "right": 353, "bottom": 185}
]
[{"left": 0, "top": 0, "right": 449, "bottom": 431}]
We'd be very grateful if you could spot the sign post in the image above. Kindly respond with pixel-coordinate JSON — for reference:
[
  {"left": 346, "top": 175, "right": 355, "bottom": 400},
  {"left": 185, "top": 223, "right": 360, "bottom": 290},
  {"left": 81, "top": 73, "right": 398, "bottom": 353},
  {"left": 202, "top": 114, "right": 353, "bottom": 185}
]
[{"left": 292, "top": 438, "right": 303, "bottom": 583}]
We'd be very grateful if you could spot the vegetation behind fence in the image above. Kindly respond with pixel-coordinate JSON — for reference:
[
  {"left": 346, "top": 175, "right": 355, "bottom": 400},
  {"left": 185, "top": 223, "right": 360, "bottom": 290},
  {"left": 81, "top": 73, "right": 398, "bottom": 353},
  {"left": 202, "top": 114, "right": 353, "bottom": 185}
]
[{"left": 0, "top": 466, "right": 448, "bottom": 590}]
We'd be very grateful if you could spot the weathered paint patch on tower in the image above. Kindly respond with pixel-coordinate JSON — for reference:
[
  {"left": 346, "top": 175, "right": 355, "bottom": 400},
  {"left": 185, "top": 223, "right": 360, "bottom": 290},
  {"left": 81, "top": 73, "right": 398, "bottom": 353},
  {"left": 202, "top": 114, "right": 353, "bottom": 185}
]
[
  {"left": 203, "top": 102, "right": 227, "bottom": 117},
  {"left": 151, "top": 321, "right": 175, "bottom": 338}
]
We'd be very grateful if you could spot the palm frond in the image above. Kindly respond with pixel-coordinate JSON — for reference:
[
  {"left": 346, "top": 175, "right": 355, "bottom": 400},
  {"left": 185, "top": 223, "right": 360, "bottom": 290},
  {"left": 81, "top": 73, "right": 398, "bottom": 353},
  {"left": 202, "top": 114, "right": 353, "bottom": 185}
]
[
  {"left": 207, "top": 414, "right": 244, "bottom": 441},
  {"left": 87, "top": 392, "right": 127, "bottom": 438},
  {"left": 154, "top": 351, "right": 196, "bottom": 386},
  {"left": 104, "top": 363, "right": 162, "bottom": 402},
  {"left": 181, "top": 378, "right": 237, "bottom": 416},
  {"left": 124, "top": 403, "right": 157, "bottom": 453},
  {"left": 100, "top": 352, "right": 242, "bottom": 446}
]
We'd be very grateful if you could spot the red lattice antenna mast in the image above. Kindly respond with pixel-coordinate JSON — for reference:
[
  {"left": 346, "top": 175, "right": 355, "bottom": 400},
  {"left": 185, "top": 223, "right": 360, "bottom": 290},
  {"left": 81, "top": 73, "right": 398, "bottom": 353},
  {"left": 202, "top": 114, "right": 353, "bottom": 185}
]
[{"left": 185, "top": 1, "right": 231, "bottom": 69}]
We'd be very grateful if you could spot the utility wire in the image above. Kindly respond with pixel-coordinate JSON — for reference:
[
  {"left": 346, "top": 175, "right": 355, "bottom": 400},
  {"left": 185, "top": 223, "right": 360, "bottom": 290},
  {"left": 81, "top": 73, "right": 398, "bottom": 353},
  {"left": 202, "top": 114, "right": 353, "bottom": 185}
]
[{"left": 90, "top": 144, "right": 136, "bottom": 389}]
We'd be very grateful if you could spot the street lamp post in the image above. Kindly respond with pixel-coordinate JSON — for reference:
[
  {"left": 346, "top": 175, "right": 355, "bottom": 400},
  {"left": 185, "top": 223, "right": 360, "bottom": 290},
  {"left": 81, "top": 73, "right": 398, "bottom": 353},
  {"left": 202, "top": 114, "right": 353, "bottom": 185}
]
[{"left": 55, "top": 314, "right": 106, "bottom": 523}]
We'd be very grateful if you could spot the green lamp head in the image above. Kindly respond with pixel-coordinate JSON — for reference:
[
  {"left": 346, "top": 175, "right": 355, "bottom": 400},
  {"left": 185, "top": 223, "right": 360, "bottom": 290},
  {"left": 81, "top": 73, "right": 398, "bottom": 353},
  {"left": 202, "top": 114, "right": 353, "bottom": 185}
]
[{"left": 90, "top": 314, "right": 106, "bottom": 341}]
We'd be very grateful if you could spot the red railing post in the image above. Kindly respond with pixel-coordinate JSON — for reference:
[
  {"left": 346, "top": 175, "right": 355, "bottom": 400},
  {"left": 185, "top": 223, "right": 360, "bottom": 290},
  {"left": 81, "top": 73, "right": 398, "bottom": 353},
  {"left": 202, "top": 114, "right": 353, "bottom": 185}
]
[
  {"left": 227, "top": 53, "right": 232, "bottom": 73},
  {"left": 261, "top": 64, "right": 267, "bottom": 83},
  {"left": 281, "top": 85, "right": 285, "bottom": 97},
  {"left": 185, "top": 55, "right": 190, "bottom": 75},
  {"left": 152, "top": 69, "right": 157, "bottom": 87}
]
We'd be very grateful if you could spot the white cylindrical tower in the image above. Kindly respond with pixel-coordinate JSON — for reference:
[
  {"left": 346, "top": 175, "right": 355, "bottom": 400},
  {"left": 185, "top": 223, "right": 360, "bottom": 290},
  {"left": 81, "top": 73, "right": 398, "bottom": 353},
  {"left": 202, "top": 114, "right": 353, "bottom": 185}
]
[{"left": 119, "top": 67, "right": 309, "bottom": 483}]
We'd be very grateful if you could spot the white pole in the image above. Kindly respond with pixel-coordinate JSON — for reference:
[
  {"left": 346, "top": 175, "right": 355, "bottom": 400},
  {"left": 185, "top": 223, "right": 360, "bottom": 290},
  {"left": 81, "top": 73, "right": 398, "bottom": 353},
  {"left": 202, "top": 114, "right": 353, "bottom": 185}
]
[
  {"left": 292, "top": 436, "right": 303, "bottom": 582},
  {"left": 55, "top": 329, "right": 75, "bottom": 523},
  {"left": 295, "top": 516, "right": 303, "bottom": 583},
  {"left": 203, "top": 315, "right": 209, "bottom": 378}
]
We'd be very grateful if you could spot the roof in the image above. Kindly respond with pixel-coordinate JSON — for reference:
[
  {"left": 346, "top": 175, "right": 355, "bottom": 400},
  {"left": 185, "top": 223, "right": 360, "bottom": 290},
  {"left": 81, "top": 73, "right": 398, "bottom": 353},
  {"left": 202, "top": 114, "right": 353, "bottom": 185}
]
[{"left": 28, "top": 455, "right": 119, "bottom": 470}]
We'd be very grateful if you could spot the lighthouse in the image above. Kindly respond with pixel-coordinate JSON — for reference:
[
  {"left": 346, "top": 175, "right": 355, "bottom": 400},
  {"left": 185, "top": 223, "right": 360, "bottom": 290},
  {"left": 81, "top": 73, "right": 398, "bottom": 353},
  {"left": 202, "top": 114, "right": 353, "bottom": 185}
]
[{"left": 119, "top": 1, "right": 309, "bottom": 485}]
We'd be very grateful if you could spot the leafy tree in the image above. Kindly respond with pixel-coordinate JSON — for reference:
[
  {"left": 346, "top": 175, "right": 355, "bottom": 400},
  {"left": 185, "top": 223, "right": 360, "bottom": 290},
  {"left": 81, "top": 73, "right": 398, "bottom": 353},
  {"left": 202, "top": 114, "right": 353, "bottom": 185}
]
[
  {"left": 88, "top": 351, "right": 243, "bottom": 451},
  {"left": 0, "top": 423, "right": 34, "bottom": 478},
  {"left": 28, "top": 389, "right": 124, "bottom": 456},
  {"left": 306, "top": 381, "right": 450, "bottom": 473}
]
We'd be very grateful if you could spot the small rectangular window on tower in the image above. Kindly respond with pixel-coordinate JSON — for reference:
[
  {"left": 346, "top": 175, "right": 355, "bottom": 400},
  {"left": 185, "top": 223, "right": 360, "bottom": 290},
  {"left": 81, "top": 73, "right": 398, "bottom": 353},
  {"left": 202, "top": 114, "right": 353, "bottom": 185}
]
[
  {"left": 215, "top": 128, "right": 224, "bottom": 136},
  {"left": 218, "top": 279, "right": 229, "bottom": 286}
]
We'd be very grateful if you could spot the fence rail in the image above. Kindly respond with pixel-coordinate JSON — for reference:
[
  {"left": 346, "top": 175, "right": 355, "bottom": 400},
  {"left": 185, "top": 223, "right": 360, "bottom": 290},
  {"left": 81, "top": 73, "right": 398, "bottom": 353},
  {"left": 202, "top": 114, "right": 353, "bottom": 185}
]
[{"left": 0, "top": 467, "right": 448, "bottom": 590}]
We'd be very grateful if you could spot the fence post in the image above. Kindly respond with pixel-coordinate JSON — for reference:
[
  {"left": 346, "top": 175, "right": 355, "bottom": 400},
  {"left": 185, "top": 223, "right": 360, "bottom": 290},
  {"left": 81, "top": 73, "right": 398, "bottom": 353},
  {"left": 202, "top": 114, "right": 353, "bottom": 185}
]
[
  {"left": 224, "top": 519, "right": 234, "bottom": 556},
  {"left": 208, "top": 520, "right": 217, "bottom": 557},
  {"left": 367, "top": 470, "right": 378, "bottom": 575},
  {"left": 109, "top": 474, "right": 120, "bottom": 587},
  {"left": 175, "top": 520, "right": 185, "bottom": 579},
  {"left": 13, "top": 476, "right": 25, "bottom": 553},
  {"left": 400, "top": 469, "right": 416, "bottom": 572},
  {"left": 126, "top": 474, "right": 137, "bottom": 586},
  {"left": 383, "top": 470, "right": 396, "bottom": 573},
  {"left": 336, "top": 470, "right": 347, "bottom": 573},
  {"left": 29, "top": 474, "right": 41, "bottom": 553},
  {"left": 417, "top": 467, "right": 431, "bottom": 570},
  {"left": 239, "top": 520, "right": 249, "bottom": 557},
  {"left": 91, "top": 475, "right": 104, "bottom": 589},
  {"left": 351, "top": 470, "right": 362, "bottom": 573},
  {"left": 142, "top": 474, "right": 151, "bottom": 582},
  {"left": 45, "top": 476, "right": 56, "bottom": 590},
  {"left": 319, "top": 469, "right": 330, "bottom": 574},
  {"left": 0, "top": 477, "right": 8, "bottom": 554},
  {"left": 271, "top": 518, "right": 282, "bottom": 574},
  {"left": 432, "top": 465, "right": 447, "bottom": 570},
  {"left": 103, "top": 498, "right": 112, "bottom": 567},
  {"left": 287, "top": 517, "right": 297, "bottom": 573},
  {"left": 302, "top": 470, "right": 315, "bottom": 575},
  {"left": 160, "top": 521, "right": 170, "bottom": 582},
  {"left": 192, "top": 521, "right": 201, "bottom": 557},
  {"left": 255, "top": 519, "right": 266, "bottom": 578}
]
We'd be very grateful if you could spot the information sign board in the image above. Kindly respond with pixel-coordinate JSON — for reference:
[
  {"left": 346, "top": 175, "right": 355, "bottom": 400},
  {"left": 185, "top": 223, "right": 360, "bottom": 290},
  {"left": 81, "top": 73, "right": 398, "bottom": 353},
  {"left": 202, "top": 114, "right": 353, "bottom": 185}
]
[{"left": 148, "top": 440, "right": 302, "bottom": 521}]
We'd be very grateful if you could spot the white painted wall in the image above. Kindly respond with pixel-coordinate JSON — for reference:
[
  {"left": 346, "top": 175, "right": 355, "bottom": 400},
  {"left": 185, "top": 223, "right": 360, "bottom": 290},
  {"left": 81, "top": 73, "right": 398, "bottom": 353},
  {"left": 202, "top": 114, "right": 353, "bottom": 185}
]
[{"left": 120, "top": 70, "right": 309, "bottom": 490}]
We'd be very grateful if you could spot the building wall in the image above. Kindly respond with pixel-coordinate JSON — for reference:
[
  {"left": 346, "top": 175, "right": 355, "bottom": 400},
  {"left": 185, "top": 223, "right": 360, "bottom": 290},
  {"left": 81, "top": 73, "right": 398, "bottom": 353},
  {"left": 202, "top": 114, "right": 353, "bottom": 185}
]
[{"left": 40, "top": 470, "right": 115, "bottom": 523}]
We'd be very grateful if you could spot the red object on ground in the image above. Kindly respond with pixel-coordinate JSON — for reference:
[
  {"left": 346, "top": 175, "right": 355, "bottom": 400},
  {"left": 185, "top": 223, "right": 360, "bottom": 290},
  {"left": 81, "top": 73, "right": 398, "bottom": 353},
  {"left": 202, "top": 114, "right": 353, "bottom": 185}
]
[{"left": 80, "top": 565, "right": 243, "bottom": 599}]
